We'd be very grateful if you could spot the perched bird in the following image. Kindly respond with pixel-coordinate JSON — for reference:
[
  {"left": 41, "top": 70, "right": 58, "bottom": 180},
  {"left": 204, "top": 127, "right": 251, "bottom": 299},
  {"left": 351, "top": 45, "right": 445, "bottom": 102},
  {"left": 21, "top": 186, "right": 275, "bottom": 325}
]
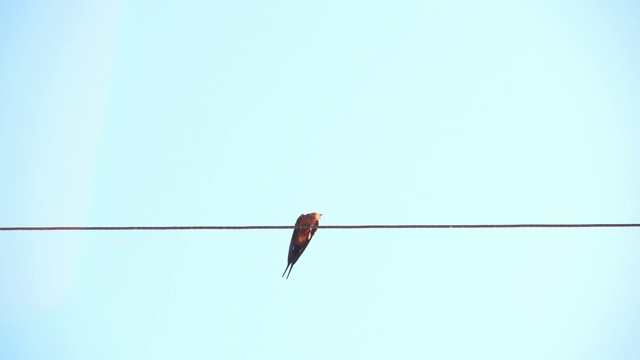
[{"left": 282, "top": 212, "right": 322, "bottom": 279}]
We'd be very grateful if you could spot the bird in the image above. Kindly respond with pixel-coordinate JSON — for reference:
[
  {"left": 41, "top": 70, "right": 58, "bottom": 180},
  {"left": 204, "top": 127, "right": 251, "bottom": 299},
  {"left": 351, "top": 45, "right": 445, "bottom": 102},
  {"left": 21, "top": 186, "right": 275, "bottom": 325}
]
[{"left": 282, "top": 212, "right": 322, "bottom": 279}]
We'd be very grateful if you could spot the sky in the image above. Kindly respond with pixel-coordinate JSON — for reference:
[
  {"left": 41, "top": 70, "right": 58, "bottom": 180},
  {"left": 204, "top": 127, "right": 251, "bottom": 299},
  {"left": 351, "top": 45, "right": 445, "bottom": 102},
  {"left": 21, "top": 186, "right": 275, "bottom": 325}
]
[{"left": 0, "top": 1, "right": 639, "bottom": 359}]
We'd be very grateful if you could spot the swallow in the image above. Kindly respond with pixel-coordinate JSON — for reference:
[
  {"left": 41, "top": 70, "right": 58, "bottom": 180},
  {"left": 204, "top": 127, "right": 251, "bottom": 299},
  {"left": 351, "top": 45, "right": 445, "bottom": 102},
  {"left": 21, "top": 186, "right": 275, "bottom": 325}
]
[{"left": 282, "top": 212, "right": 322, "bottom": 279}]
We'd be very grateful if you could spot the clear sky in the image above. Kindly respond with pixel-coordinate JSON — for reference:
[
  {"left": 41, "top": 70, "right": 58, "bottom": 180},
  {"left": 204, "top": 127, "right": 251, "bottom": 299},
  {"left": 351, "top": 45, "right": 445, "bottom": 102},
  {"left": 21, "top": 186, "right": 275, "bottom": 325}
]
[{"left": 1, "top": 1, "right": 639, "bottom": 359}]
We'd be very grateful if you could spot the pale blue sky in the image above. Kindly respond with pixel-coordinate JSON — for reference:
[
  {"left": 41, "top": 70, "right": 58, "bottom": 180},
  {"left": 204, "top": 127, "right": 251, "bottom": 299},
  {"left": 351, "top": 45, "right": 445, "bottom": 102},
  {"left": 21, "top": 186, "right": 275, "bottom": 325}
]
[{"left": 1, "top": 1, "right": 639, "bottom": 359}]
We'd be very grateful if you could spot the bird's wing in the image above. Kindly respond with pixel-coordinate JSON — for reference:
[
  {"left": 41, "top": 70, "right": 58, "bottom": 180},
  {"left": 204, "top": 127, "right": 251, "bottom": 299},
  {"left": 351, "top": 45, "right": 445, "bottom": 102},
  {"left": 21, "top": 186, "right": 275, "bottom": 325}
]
[
  {"left": 290, "top": 214, "right": 305, "bottom": 243},
  {"left": 287, "top": 214, "right": 306, "bottom": 263}
]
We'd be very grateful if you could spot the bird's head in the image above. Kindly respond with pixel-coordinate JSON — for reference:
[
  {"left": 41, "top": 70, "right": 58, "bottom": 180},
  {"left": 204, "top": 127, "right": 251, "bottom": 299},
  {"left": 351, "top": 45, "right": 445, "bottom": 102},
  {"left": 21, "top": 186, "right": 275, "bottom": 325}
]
[{"left": 313, "top": 213, "right": 323, "bottom": 220}]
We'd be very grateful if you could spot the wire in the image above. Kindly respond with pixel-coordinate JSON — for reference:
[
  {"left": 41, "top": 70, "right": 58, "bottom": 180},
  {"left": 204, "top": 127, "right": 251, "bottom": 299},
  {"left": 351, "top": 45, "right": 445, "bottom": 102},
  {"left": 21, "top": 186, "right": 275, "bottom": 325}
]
[{"left": 0, "top": 224, "right": 639, "bottom": 231}]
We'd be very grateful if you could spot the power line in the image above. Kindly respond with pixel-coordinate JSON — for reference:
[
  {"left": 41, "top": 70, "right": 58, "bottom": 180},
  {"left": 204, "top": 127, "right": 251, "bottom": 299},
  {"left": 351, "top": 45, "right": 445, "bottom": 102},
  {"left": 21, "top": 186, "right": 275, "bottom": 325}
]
[{"left": 0, "top": 223, "right": 639, "bottom": 231}]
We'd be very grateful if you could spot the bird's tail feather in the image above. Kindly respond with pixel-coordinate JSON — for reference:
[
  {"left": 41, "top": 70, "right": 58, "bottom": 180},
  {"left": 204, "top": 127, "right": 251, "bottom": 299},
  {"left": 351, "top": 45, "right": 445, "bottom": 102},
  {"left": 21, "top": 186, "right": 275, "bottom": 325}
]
[{"left": 282, "top": 263, "right": 290, "bottom": 278}]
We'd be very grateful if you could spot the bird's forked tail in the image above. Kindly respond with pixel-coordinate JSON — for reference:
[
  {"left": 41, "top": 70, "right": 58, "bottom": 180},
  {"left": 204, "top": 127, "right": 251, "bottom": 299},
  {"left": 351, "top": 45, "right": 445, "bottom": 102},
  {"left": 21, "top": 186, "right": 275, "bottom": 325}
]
[{"left": 282, "top": 263, "right": 293, "bottom": 279}]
